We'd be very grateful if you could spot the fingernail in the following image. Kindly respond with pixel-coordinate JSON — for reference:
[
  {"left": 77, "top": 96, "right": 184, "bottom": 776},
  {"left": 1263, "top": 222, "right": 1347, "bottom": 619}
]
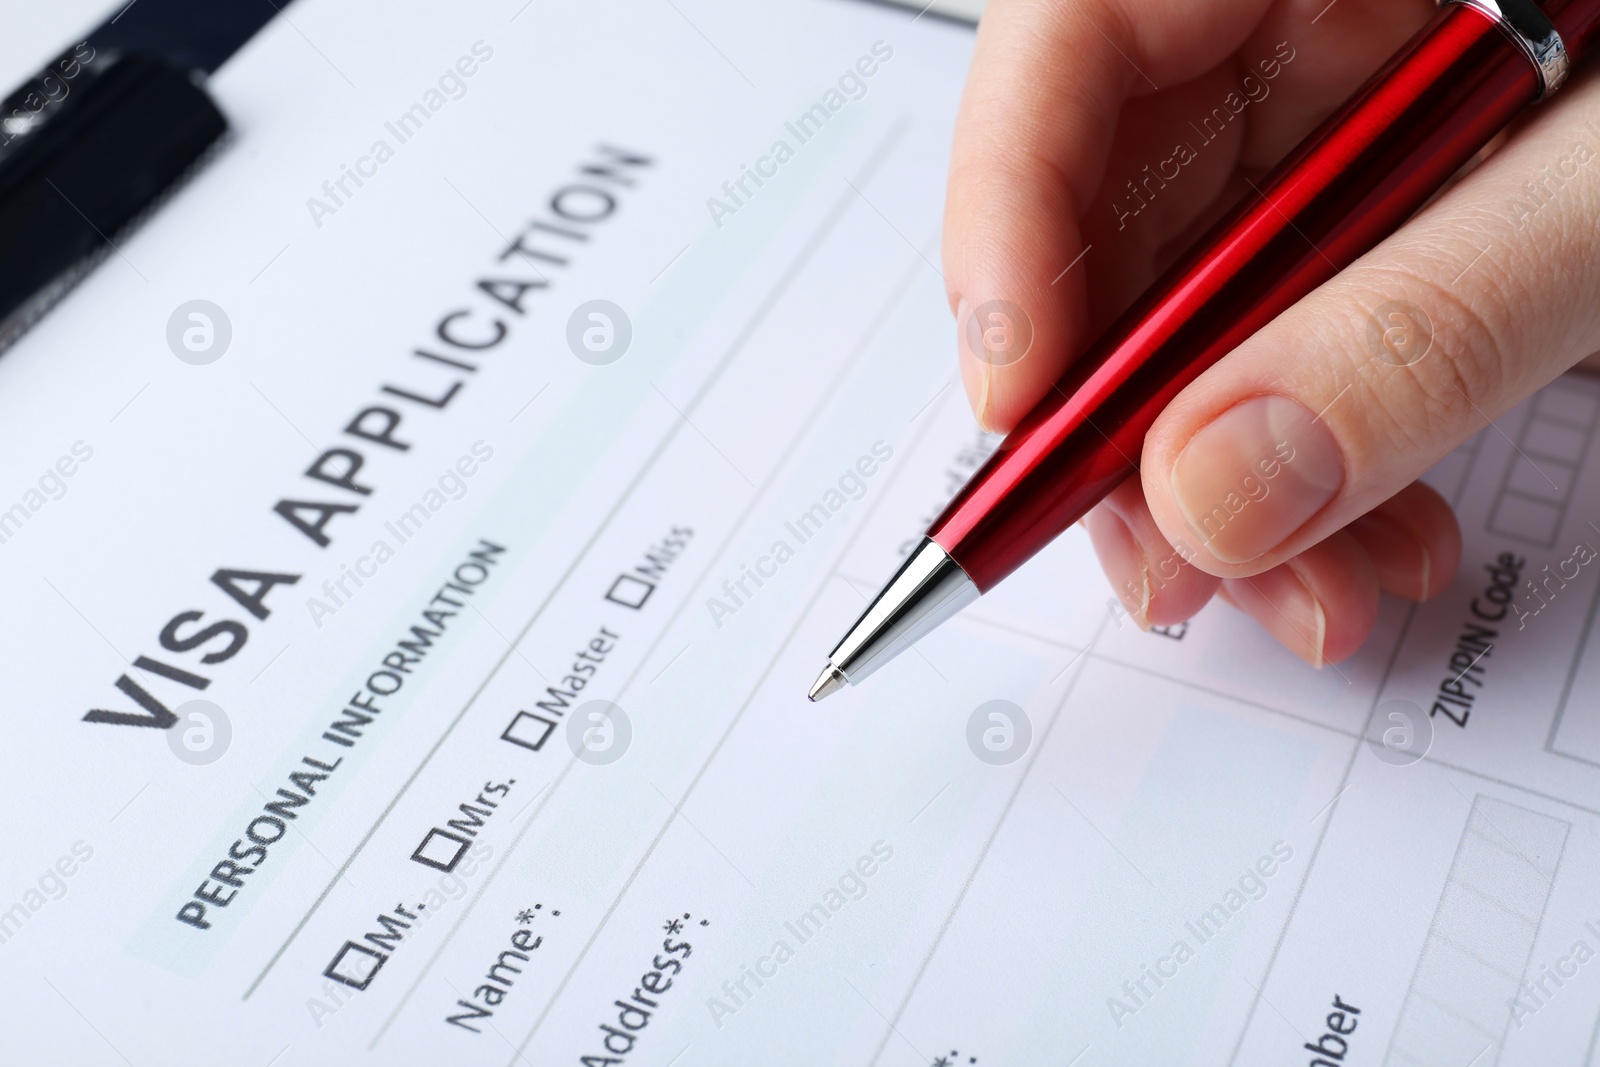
[
  {"left": 1085, "top": 509, "right": 1151, "bottom": 629},
  {"left": 955, "top": 297, "right": 998, "bottom": 433},
  {"left": 1226, "top": 566, "right": 1327, "bottom": 668},
  {"left": 1170, "top": 395, "right": 1344, "bottom": 563},
  {"left": 1349, "top": 510, "right": 1433, "bottom": 601}
]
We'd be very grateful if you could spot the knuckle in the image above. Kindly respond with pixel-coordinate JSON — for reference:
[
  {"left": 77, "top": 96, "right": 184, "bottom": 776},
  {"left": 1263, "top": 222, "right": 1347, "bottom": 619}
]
[{"left": 1346, "top": 258, "right": 1518, "bottom": 451}]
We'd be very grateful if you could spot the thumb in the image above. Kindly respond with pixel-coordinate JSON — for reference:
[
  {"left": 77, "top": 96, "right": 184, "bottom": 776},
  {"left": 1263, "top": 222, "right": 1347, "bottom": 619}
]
[{"left": 1140, "top": 71, "right": 1600, "bottom": 577}]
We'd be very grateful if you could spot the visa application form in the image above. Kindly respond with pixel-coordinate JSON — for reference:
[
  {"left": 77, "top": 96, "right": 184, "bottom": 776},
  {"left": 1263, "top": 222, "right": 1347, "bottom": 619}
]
[{"left": 5, "top": 0, "right": 1600, "bottom": 1064}]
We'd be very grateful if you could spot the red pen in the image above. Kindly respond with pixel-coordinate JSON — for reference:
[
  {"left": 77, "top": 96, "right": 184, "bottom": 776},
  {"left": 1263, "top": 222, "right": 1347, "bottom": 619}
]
[{"left": 809, "top": 0, "right": 1600, "bottom": 700}]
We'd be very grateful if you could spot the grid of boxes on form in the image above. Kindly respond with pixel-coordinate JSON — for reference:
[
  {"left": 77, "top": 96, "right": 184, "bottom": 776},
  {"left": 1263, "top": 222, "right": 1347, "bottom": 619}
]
[
  {"left": 1384, "top": 795, "right": 1570, "bottom": 1067},
  {"left": 1487, "top": 377, "right": 1600, "bottom": 548}
]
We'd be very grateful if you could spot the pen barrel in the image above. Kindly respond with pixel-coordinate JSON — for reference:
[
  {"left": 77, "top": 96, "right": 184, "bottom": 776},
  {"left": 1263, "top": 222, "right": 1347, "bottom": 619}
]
[{"left": 930, "top": 2, "right": 1542, "bottom": 593}]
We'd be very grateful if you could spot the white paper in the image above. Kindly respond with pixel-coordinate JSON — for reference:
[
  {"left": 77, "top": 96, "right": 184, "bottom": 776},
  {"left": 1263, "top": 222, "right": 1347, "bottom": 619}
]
[{"left": 3, "top": 2, "right": 1599, "bottom": 1065}]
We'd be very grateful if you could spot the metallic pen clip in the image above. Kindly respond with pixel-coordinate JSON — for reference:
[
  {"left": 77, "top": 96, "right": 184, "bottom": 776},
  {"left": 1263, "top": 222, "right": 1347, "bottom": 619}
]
[{"left": 1446, "top": 0, "right": 1570, "bottom": 97}]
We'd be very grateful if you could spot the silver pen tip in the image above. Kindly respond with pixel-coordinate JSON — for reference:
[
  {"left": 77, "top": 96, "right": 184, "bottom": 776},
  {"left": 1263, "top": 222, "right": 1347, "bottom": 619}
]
[{"left": 807, "top": 665, "right": 847, "bottom": 702}]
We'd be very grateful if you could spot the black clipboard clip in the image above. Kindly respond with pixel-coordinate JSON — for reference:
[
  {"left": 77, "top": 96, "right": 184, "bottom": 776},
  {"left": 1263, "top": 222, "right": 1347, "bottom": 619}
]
[{"left": 0, "top": 41, "right": 227, "bottom": 352}]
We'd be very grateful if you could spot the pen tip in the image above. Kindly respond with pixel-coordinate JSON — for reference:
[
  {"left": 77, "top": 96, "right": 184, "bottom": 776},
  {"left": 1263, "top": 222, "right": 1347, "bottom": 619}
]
[{"left": 808, "top": 665, "right": 846, "bottom": 702}]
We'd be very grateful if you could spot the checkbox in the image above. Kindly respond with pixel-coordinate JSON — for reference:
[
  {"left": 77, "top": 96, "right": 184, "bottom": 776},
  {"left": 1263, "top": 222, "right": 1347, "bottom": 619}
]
[
  {"left": 502, "top": 711, "right": 558, "bottom": 752},
  {"left": 1490, "top": 494, "right": 1562, "bottom": 547},
  {"left": 325, "top": 941, "right": 386, "bottom": 990},
  {"left": 411, "top": 828, "right": 471, "bottom": 873},
  {"left": 605, "top": 573, "right": 655, "bottom": 610}
]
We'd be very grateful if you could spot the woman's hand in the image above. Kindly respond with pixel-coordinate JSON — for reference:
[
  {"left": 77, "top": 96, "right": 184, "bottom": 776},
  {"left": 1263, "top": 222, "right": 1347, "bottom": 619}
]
[{"left": 943, "top": 0, "right": 1600, "bottom": 664}]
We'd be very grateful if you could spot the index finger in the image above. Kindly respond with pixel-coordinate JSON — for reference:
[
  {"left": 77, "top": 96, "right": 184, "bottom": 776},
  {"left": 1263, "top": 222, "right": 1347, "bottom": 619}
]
[{"left": 942, "top": 0, "right": 1271, "bottom": 431}]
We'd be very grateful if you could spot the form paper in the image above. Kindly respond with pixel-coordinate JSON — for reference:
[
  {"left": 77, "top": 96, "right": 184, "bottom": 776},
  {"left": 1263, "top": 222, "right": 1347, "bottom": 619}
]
[{"left": 1, "top": 1, "right": 1598, "bottom": 1065}]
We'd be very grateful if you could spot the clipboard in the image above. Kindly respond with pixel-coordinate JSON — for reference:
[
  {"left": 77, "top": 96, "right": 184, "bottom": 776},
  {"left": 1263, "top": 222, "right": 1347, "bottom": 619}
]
[{"left": 0, "top": 0, "right": 284, "bottom": 350}]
